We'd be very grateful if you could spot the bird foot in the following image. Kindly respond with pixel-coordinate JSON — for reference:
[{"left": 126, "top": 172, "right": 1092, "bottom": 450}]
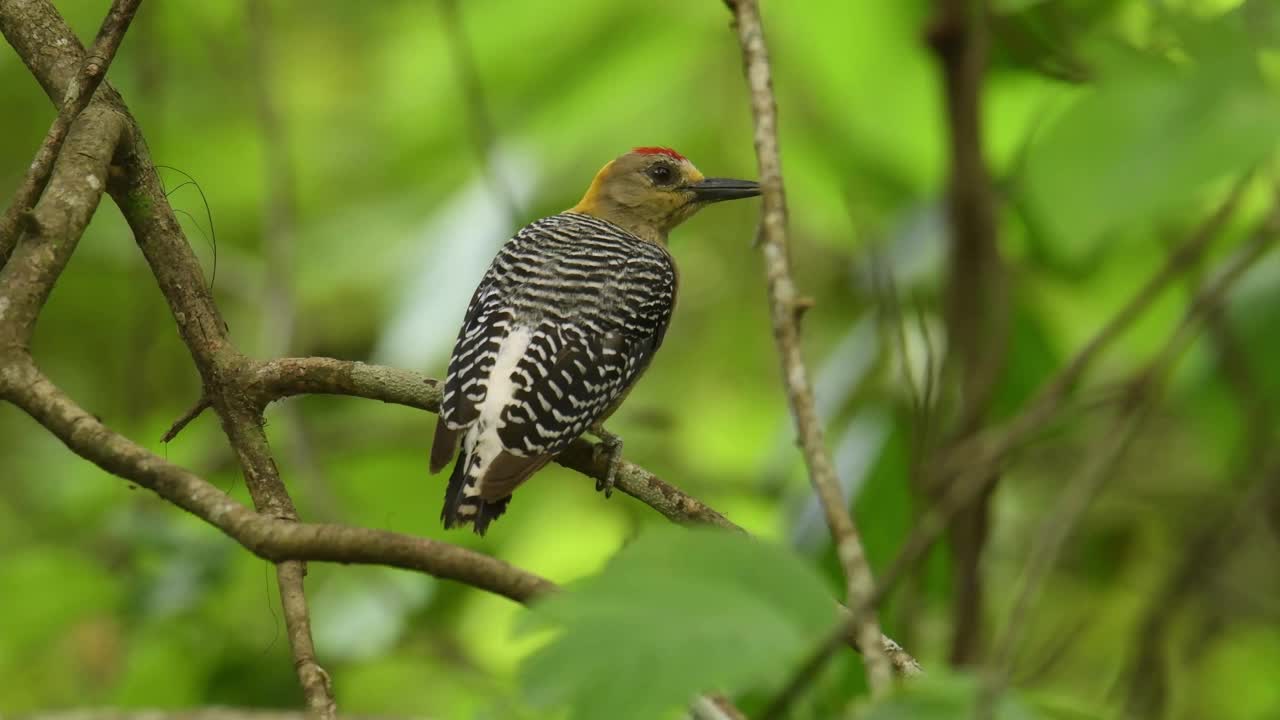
[{"left": 590, "top": 425, "right": 623, "bottom": 498}]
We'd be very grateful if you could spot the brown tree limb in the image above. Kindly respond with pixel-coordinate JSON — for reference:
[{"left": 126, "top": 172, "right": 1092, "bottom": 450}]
[
  {"left": 0, "top": 356, "right": 555, "bottom": 603},
  {"left": 0, "top": 0, "right": 141, "bottom": 266},
  {"left": 725, "top": 0, "right": 892, "bottom": 704},
  {"left": 253, "top": 357, "right": 924, "bottom": 677},
  {"left": 927, "top": 0, "right": 1008, "bottom": 666},
  {"left": 0, "top": 105, "right": 124, "bottom": 349},
  {"left": 2, "top": 353, "right": 741, "bottom": 720},
  {"left": 247, "top": 356, "right": 745, "bottom": 531},
  {"left": 2, "top": 2, "right": 334, "bottom": 712}
]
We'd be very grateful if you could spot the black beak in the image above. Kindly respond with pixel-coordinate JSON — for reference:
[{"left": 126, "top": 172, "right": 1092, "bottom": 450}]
[{"left": 688, "top": 177, "right": 761, "bottom": 203}]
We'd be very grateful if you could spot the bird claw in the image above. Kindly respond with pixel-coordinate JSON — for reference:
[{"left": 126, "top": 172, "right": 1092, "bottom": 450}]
[{"left": 591, "top": 426, "right": 623, "bottom": 499}]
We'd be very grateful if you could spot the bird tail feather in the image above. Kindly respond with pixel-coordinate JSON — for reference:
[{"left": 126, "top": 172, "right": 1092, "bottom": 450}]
[{"left": 440, "top": 450, "right": 510, "bottom": 536}]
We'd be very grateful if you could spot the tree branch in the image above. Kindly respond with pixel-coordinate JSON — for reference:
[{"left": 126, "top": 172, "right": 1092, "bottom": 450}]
[
  {"left": 249, "top": 356, "right": 745, "bottom": 531},
  {"left": 2, "top": 2, "right": 336, "bottom": 711},
  {"left": 977, "top": 401, "right": 1148, "bottom": 717},
  {"left": 867, "top": 176, "right": 1258, "bottom": 613},
  {"left": 724, "top": 0, "right": 892, "bottom": 704},
  {"left": 252, "top": 357, "right": 923, "bottom": 677},
  {"left": 0, "top": 357, "right": 556, "bottom": 602},
  {"left": 0, "top": 0, "right": 140, "bottom": 266},
  {"left": 926, "top": 0, "right": 1008, "bottom": 666},
  {"left": 980, "top": 195, "right": 1278, "bottom": 714},
  {"left": 763, "top": 182, "right": 1272, "bottom": 699},
  {"left": 0, "top": 105, "right": 124, "bottom": 349}
]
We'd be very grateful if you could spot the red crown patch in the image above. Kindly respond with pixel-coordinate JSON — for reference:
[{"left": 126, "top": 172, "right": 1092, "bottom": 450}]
[{"left": 632, "top": 146, "right": 687, "bottom": 162}]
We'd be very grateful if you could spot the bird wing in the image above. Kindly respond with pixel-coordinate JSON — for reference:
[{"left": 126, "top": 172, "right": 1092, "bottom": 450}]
[
  {"left": 439, "top": 276, "right": 509, "bottom": 429},
  {"left": 432, "top": 268, "right": 511, "bottom": 472},
  {"left": 496, "top": 243, "right": 677, "bottom": 459},
  {"left": 433, "top": 213, "right": 676, "bottom": 486}
]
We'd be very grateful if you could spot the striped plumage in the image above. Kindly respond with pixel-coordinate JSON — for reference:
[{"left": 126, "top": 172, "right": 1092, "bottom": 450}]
[
  {"left": 434, "top": 213, "right": 676, "bottom": 532},
  {"left": 430, "top": 147, "right": 759, "bottom": 534}
]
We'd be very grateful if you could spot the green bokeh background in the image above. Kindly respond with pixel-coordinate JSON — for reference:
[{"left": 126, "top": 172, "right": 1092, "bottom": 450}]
[{"left": 3, "top": 0, "right": 1279, "bottom": 717}]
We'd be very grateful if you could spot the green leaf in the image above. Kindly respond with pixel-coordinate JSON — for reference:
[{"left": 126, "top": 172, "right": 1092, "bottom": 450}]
[
  {"left": 517, "top": 528, "right": 840, "bottom": 720},
  {"left": 859, "top": 672, "right": 1042, "bottom": 720},
  {"left": 1021, "top": 28, "right": 1280, "bottom": 257}
]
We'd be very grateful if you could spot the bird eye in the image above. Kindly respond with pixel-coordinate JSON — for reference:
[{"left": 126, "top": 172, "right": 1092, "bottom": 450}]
[{"left": 646, "top": 163, "right": 675, "bottom": 185}]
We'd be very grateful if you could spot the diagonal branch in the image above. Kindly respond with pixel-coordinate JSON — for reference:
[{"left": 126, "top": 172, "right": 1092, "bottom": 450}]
[
  {"left": 1, "top": 354, "right": 746, "bottom": 720},
  {"left": 2, "top": 2, "right": 333, "bottom": 712},
  {"left": 724, "top": 0, "right": 892, "bottom": 702},
  {"left": 0, "top": 0, "right": 141, "bottom": 266},
  {"left": 980, "top": 193, "right": 1279, "bottom": 714},
  {"left": 0, "top": 357, "right": 555, "bottom": 603},
  {"left": 0, "top": 105, "right": 124, "bottom": 349},
  {"left": 759, "top": 181, "right": 1271, "bottom": 699},
  {"left": 866, "top": 176, "right": 1258, "bottom": 614}
]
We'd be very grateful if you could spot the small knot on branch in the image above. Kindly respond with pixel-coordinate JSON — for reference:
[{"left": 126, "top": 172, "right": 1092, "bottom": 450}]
[
  {"left": 83, "top": 56, "right": 107, "bottom": 78},
  {"left": 791, "top": 295, "right": 815, "bottom": 324}
]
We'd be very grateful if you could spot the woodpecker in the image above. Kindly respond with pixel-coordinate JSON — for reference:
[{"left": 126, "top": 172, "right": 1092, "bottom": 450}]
[{"left": 430, "top": 147, "right": 760, "bottom": 534}]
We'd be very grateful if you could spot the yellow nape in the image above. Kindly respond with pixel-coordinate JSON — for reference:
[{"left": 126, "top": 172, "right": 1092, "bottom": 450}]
[{"left": 570, "top": 159, "right": 616, "bottom": 216}]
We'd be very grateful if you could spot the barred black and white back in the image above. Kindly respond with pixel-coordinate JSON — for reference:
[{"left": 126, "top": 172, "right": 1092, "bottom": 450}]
[{"left": 430, "top": 212, "right": 677, "bottom": 534}]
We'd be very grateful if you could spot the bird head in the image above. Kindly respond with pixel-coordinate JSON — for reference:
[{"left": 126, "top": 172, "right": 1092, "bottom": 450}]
[{"left": 571, "top": 147, "right": 760, "bottom": 243}]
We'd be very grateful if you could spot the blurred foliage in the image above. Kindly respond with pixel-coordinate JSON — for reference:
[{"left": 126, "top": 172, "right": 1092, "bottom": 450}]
[
  {"left": 2, "top": 0, "right": 1280, "bottom": 718},
  {"left": 518, "top": 529, "right": 838, "bottom": 720}
]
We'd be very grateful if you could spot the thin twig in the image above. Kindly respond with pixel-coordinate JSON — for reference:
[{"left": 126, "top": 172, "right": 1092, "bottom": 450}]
[
  {"left": 0, "top": 0, "right": 141, "bottom": 266},
  {"left": 161, "top": 396, "right": 210, "bottom": 442},
  {"left": 948, "top": 173, "right": 1253, "bottom": 477},
  {"left": 763, "top": 183, "right": 1271, "bottom": 695},
  {"left": 1123, "top": 464, "right": 1280, "bottom": 717},
  {"left": 976, "top": 402, "right": 1148, "bottom": 717},
  {"left": 1123, "top": 202, "right": 1279, "bottom": 716},
  {"left": 980, "top": 198, "right": 1278, "bottom": 714},
  {"left": 276, "top": 561, "right": 335, "bottom": 717},
  {"left": 725, "top": 0, "right": 891, "bottom": 705},
  {"left": 869, "top": 176, "right": 1257, "bottom": 609}
]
